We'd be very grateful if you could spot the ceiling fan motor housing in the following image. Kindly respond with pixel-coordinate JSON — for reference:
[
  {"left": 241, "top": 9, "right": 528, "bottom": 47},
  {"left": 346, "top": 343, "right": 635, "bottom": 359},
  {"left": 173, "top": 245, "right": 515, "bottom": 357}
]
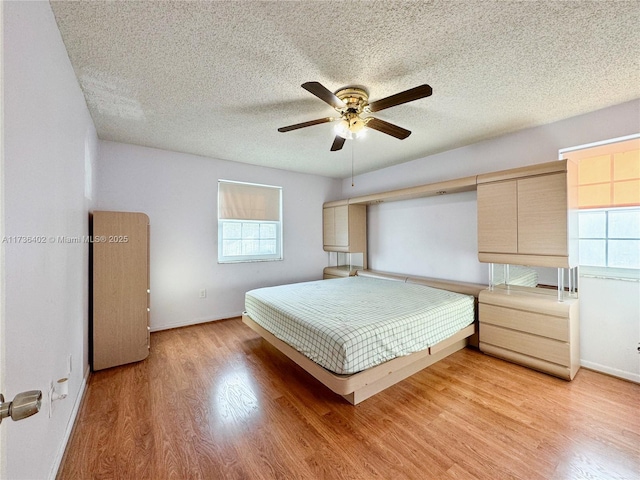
[{"left": 335, "top": 87, "right": 369, "bottom": 114}]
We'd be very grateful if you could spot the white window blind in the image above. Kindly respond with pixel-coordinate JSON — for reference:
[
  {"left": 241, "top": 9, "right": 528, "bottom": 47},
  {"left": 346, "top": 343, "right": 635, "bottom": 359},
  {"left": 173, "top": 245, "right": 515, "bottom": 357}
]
[{"left": 218, "top": 180, "right": 283, "bottom": 263}]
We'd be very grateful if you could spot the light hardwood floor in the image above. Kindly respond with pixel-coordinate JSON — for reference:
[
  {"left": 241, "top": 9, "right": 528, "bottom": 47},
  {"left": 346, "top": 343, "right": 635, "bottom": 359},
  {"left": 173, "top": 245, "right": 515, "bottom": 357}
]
[{"left": 58, "top": 318, "right": 640, "bottom": 479}]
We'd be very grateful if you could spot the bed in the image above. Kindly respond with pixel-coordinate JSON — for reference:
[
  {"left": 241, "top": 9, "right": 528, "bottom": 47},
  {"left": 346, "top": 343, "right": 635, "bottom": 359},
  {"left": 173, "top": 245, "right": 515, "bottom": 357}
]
[{"left": 243, "top": 270, "right": 486, "bottom": 404}]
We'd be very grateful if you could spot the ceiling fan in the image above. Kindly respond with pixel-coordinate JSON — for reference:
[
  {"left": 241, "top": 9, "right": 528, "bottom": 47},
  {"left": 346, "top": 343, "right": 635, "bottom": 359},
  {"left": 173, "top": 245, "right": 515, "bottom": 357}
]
[{"left": 277, "top": 82, "right": 432, "bottom": 151}]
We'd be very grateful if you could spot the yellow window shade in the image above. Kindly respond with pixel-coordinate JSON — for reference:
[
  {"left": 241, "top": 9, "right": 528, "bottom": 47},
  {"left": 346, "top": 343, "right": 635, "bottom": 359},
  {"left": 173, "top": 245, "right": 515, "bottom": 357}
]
[
  {"left": 576, "top": 141, "right": 640, "bottom": 209},
  {"left": 579, "top": 184, "right": 611, "bottom": 208},
  {"left": 613, "top": 179, "right": 640, "bottom": 206},
  {"left": 579, "top": 155, "right": 611, "bottom": 185},
  {"left": 614, "top": 150, "right": 640, "bottom": 181}
]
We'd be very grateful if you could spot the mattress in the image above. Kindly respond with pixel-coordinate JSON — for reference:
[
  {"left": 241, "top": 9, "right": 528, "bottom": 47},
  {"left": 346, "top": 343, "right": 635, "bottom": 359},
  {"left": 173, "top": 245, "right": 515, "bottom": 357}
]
[
  {"left": 245, "top": 276, "right": 475, "bottom": 374},
  {"left": 492, "top": 265, "right": 538, "bottom": 287}
]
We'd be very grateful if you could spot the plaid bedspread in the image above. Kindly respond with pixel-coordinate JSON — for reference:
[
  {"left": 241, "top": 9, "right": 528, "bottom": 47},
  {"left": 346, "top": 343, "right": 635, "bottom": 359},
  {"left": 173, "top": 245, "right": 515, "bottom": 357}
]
[{"left": 245, "top": 276, "right": 474, "bottom": 374}]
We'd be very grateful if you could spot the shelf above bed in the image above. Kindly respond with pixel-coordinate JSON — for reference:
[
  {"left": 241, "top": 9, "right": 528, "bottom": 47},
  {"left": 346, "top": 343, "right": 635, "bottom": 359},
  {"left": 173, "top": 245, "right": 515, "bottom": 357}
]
[{"left": 345, "top": 175, "right": 478, "bottom": 205}]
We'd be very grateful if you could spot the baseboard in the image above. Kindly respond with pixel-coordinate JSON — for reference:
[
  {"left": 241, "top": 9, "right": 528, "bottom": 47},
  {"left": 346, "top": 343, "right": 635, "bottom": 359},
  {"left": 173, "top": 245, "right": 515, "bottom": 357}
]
[
  {"left": 580, "top": 360, "right": 640, "bottom": 384},
  {"left": 48, "top": 365, "right": 91, "bottom": 480},
  {"left": 149, "top": 312, "right": 243, "bottom": 332}
]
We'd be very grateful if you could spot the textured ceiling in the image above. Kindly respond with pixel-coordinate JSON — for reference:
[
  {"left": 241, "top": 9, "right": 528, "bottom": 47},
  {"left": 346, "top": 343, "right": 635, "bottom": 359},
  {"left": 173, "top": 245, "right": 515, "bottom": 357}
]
[{"left": 50, "top": 1, "right": 640, "bottom": 178}]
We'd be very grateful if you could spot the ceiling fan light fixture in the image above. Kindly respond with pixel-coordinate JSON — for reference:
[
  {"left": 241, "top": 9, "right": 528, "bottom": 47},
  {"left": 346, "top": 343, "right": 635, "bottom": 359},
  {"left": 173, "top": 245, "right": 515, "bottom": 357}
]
[
  {"left": 335, "top": 112, "right": 368, "bottom": 140},
  {"left": 335, "top": 119, "right": 352, "bottom": 139},
  {"left": 334, "top": 119, "right": 367, "bottom": 140}
]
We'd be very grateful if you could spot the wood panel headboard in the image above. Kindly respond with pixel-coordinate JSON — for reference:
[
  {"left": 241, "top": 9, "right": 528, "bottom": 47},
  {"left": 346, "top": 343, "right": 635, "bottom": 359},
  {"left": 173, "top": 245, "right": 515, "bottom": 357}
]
[{"left": 355, "top": 269, "right": 487, "bottom": 298}]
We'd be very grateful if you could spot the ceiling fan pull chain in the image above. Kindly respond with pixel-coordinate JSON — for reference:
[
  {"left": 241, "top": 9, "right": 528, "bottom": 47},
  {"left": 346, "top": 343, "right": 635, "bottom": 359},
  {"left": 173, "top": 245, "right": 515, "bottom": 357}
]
[{"left": 351, "top": 140, "right": 355, "bottom": 187}]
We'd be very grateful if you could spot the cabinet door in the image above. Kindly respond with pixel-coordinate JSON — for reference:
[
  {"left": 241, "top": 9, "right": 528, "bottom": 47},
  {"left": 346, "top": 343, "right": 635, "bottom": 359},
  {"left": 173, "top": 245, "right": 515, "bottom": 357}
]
[
  {"left": 323, "top": 207, "right": 335, "bottom": 246},
  {"left": 333, "top": 205, "right": 349, "bottom": 247},
  {"left": 477, "top": 181, "right": 518, "bottom": 254},
  {"left": 518, "top": 173, "right": 567, "bottom": 256}
]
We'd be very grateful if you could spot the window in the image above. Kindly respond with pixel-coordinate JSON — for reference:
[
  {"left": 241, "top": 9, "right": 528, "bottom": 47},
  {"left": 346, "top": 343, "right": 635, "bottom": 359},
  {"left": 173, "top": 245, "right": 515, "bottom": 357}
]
[
  {"left": 217, "top": 180, "right": 282, "bottom": 263},
  {"left": 560, "top": 134, "right": 640, "bottom": 279},
  {"left": 579, "top": 207, "right": 640, "bottom": 269}
]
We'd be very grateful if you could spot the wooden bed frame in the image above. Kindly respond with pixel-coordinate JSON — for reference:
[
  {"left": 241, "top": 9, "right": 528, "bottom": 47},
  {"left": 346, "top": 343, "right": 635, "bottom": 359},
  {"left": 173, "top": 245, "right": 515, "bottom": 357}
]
[{"left": 242, "top": 270, "right": 487, "bottom": 405}]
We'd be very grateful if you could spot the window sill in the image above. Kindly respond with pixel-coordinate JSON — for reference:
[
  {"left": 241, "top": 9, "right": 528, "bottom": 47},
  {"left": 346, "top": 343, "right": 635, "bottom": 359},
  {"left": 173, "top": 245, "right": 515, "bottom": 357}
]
[
  {"left": 218, "top": 258, "right": 283, "bottom": 264},
  {"left": 579, "top": 266, "right": 640, "bottom": 282}
]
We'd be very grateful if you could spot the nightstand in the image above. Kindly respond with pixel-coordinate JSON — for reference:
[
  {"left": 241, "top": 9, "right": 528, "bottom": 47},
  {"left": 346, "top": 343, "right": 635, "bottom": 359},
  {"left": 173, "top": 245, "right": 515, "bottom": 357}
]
[{"left": 323, "top": 266, "right": 359, "bottom": 279}]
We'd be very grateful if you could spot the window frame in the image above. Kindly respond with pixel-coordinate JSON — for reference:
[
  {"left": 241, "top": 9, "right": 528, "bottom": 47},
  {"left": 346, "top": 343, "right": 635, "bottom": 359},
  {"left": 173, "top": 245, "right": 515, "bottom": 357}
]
[
  {"left": 560, "top": 134, "right": 640, "bottom": 281},
  {"left": 217, "top": 180, "right": 283, "bottom": 264}
]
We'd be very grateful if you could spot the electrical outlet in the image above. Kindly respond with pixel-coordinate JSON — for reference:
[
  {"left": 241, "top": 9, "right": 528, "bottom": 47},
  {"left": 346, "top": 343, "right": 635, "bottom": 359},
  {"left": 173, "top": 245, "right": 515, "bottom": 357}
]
[{"left": 199, "top": 289, "right": 207, "bottom": 299}]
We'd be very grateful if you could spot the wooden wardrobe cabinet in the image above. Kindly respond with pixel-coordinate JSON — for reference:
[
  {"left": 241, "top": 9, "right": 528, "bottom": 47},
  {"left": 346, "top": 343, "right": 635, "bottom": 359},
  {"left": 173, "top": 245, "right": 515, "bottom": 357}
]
[
  {"left": 92, "top": 211, "right": 150, "bottom": 371},
  {"left": 477, "top": 160, "right": 578, "bottom": 268},
  {"left": 323, "top": 201, "right": 367, "bottom": 254}
]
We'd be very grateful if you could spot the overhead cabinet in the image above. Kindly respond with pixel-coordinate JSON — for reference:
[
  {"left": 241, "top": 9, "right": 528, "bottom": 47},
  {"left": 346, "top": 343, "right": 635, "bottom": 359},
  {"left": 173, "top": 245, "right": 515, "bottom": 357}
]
[
  {"left": 92, "top": 211, "right": 150, "bottom": 371},
  {"left": 323, "top": 201, "right": 367, "bottom": 254},
  {"left": 477, "top": 160, "right": 578, "bottom": 268}
]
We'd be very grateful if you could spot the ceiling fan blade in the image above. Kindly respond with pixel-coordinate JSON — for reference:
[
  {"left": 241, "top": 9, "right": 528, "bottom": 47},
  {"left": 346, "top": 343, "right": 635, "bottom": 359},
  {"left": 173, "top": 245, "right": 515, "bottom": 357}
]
[
  {"left": 277, "top": 117, "right": 335, "bottom": 133},
  {"left": 330, "top": 135, "right": 346, "bottom": 151},
  {"left": 302, "top": 82, "right": 346, "bottom": 110},
  {"left": 366, "top": 117, "right": 411, "bottom": 140},
  {"left": 367, "top": 84, "right": 432, "bottom": 112}
]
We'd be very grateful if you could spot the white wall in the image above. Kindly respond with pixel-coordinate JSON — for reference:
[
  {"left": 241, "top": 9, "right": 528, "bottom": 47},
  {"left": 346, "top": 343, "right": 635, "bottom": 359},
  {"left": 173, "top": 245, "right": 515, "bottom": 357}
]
[
  {"left": 0, "top": 2, "right": 6, "bottom": 476},
  {"left": 3, "top": 2, "right": 97, "bottom": 479},
  {"left": 96, "top": 141, "right": 341, "bottom": 331},
  {"left": 367, "top": 191, "right": 483, "bottom": 282},
  {"left": 579, "top": 277, "right": 640, "bottom": 383},
  {"left": 339, "top": 99, "right": 640, "bottom": 381}
]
